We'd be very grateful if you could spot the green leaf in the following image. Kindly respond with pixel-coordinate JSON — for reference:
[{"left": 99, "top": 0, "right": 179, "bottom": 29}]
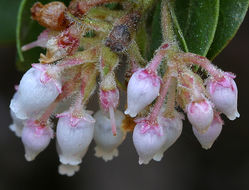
[
  {"left": 148, "top": 0, "right": 189, "bottom": 59},
  {"left": 148, "top": 2, "right": 163, "bottom": 60},
  {"left": 207, "top": 0, "right": 249, "bottom": 60},
  {"left": 173, "top": 0, "right": 219, "bottom": 56},
  {"left": 16, "top": 0, "right": 68, "bottom": 71},
  {"left": 135, "top": 22, "right": 149, "bottom": 58},
  {"left": 150, "top": 0, "right": 220, "bottom": 58},
  {"left": 164, "top": 0, "right": 188, "bottom": 52},
  {"left": 0, "top": 0, "right": 19, "bottom": 44}
]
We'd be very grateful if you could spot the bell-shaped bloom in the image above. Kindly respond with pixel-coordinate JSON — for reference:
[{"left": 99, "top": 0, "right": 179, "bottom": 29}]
[
  {"left": 56, "top": 112, "right": 95, "bottom": 165},
  {"left": 133, "top": 119, "right": 167, "bottom": 164},
  {"left": 153, "top": 112, "right": 183, "bottom": 161},
  {"left": 187, "top": 98, "right": 213, "bottom": 133},
  {"left": 125, "top": 69, "right": 161, "bottom": 117},
  {"left": 21, "top": 120, "right": 53, "bottom": 161},
  {"left": 93, "top": 110, "right": 126, "bottom": 161},
  {"left": 206, "top": 73, "right": 239, "bottom": 120},
  {"left": 193, "top": 114, "right": 223, "bottom": 149},
  {"left": 58, "top": 164, "right": 80, "bottom": 177},
  {"left": 10, "top": 65, "right": 61, "bottom": 119}
]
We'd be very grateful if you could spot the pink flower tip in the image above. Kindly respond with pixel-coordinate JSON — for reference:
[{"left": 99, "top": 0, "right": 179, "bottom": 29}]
[
  {"left": 187, "top": 98, "right": 214, "bottom": 133},
  {"left": 99, "top": 88, "right": 119, "bottom": 112},
  {"left": 21, "top": 120, "right": 53, "bottom": 161},
  {"left": 193, "top": 114, "right": 223, "bottom": 149},
  {"left": 207, "top": 72, "right": 239, "bottom": 120},
  {"left": 133, "top": 118, "right": 167, "bottom": 164},
  {"left": 125, "top": 69, "right": 161, "bottom": 117}
]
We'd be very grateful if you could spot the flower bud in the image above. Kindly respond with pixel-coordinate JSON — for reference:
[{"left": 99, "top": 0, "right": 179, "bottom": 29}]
[
  {"left": 193, "top": 114, "right": 223, "bottom": 149},
  {"left": 58, "top": 164, "right": 80, "bottom": 177},
  {"left": 133, "top": 119, "right": 167, "bottom": 164},
  {"left": 10, "top": 66, "right": 61, "bottom": 119},
  {"left": 125, "top": 69, "right": 161, "bottom": 117},
  {"left": 206, "top": 73, "right": 239, "bottom": 120},
  {"left": 153, "top": 112, "right": 183, "bottom": 161},
  {"left": 99, "top": 88, "right": 119, "bottom": 112},
  {"left": 56, "top": 112, "right": 95, "bottom": 165},
  {"left": 187, "top": 99, "right": 213, "bottom": 133},
  {"left": 21, "top": 120, "right": 53, "bottom": 161},
  {"left": 93, "top": 110, "right": 126, "bottom": 161}
]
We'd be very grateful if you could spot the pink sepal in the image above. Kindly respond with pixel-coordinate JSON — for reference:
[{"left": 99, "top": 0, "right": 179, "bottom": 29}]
[
  {"left": 56, "top": 112, "right": 95, "bottom": 127},
  {"left": 135, "top": 118, "right": 163, "bottom": 136},
  {"left": 26, "top": 119, "right": 54, "bottom": 138},
  {"left": 99, "top": 88, "right": 119, "bottom": 112},
  {"left": 32, "top": 64, "right": 62, "bottom": 93},
  {"left": 137, "top": 69, "right": 161, "bottom": 87}
]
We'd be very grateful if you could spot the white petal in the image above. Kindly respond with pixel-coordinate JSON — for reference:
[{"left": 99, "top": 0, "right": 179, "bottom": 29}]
[{"left": 58, "top": 164, "right": 80, "bottom": 177}]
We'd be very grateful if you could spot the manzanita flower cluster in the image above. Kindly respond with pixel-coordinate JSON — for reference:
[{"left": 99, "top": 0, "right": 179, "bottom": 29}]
[{"left": 9, "top": 0, "right": 239, "bottom": 176}]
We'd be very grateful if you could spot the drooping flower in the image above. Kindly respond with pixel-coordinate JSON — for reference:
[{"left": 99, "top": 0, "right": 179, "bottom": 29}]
[
  {"left": 21, "top": 119, "right": 53, "bottom": 161},
  {"left": 8, "top": 0, "right": 242, "bottom": 175},
  {"left": 125, "top": 69, "right": 161, "bottom": 117},
  {"left": 10, "top": 65, "right": 61, "bottom": 119},
  {"left": 93, "top": 110, "right": 126, "bottom": 161},
  {"left": 133, "top": 119, "right": 167, "bottom": 164},
  {"left": 187, "top": 98, "right": 214, "bottom": 133},
  {"left": 206, "top": 73, "right": 239, "bottom": 120},
  {"left": 193, "top": 114, "right": 223, "bottom": 149},
  {"left": 56, "top": 111, "right": 95, "bottom": 165},
  {"left": 153, "top": 112, "right": 184, "bottom": 161}
]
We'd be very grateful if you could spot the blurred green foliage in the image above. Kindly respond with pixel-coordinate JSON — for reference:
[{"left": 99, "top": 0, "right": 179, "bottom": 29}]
[
  {"left": 7, "top": 0, "right": 248, "bottom": 71},
  {"left": 0, "top": 0, "right": 20, "bottom": 44}
]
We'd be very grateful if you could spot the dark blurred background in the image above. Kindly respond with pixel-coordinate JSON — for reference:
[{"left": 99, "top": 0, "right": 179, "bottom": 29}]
[{"left": 0, "top": 6, "right": 248, "bottom": 190}]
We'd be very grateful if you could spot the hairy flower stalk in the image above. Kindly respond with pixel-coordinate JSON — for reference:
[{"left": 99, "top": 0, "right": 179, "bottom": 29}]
[
  {"left": 9, "top": 0, "right": 240, "bottom": 176},
  {"left": 99, "top": 47, "right": 120, "bottom": 135},
  {"left": 125, "top": 43, "right": 169, "bottom": 117}
]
